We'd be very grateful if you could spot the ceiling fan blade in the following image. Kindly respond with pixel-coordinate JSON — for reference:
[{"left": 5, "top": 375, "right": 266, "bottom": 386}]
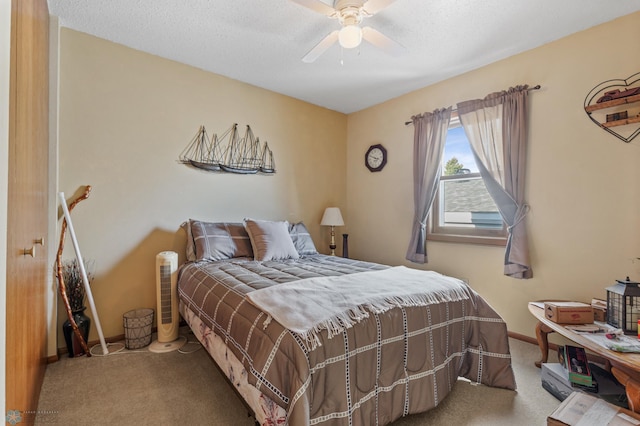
[
  {"left": 302, "top": 30, "right": 339, "bottom": 63},
  {"left": 362, "top": 26, "right": 406, "bottom": 57},
  {"left": 362, "top": 0, "right": 397, "bottom": 15},
  {"left": 290, "top": 0, "right": 336, "bottom": 16}
]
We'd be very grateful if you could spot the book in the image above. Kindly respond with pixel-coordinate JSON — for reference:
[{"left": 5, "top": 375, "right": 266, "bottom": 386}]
[
  {"left": 541, "top": 363, "right": 574, "bottom": 401},
  {"left": 562, "top": 345, "right": 592, "bottom": 386},
  {"left": 541, "top": 361, "right": 598, "bottom": 401},
  {"left": 542, "top": 360, "right": 628, "bottom": 408}
]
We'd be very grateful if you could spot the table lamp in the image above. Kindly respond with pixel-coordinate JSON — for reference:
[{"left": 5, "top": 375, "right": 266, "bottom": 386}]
[{"left": 320, "top": 207, "right": 344, "bottom": 256}]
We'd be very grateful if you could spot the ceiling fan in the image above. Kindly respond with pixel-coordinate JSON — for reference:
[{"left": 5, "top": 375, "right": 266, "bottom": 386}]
[{"left": 291, "top": 0, "right": 406, "bottom": 63}]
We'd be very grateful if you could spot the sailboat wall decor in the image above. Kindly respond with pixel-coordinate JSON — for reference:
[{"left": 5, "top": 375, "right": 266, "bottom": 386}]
[{"left": 179, "top": 124, "right": 276, "bottom": 175}]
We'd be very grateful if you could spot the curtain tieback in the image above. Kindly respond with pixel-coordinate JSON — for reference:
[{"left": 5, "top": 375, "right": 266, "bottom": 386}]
[{"left": 507, "top": 203, "right": 530, "bottom": 233}]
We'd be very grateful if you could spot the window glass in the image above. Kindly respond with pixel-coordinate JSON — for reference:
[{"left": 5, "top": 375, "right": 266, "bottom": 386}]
[{"left": 428, "top": 115, "right": 507, "bottom": 246}]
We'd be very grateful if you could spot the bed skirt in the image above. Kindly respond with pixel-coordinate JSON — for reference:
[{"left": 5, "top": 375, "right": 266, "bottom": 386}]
[{"left": 180, "top": 302, "right": 287, "bottom": 425}]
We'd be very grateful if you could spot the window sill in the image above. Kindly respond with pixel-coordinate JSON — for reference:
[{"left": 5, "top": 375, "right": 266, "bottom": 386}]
[{"left": 427, "top": 233, "right": 507, "bottom": 247}]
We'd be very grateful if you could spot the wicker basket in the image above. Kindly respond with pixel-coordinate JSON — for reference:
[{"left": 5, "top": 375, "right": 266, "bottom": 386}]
[{"left": 123, "top": 308, "right": 154, "bottom": 349}]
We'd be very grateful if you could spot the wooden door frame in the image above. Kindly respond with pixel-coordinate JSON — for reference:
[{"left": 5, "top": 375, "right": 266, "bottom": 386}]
[{"left": 5, "top": 0, "right": 50, "bottom": 419}]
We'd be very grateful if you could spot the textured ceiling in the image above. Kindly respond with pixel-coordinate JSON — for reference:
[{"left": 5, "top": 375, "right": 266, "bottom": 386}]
[{"left": 47, "top": 0, "right": 640, "bottom": 114}]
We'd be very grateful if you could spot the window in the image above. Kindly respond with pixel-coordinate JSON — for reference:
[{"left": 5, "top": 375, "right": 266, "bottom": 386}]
[{"left": 427, "top": 114, "right": 507, "bottom": 246}]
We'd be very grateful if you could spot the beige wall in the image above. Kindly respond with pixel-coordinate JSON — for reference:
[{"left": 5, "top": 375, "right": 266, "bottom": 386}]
[
  {"left": 55, "top": 13, "right": 640, "bottom": 351},
  {"left": 346, "top": 12, "right": 640, "bottom": 340},
  {"left": 56, "top": 29, "right": 347, "bottom": 347}
]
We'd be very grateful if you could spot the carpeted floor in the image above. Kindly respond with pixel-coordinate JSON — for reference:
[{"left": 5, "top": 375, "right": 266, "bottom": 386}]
[{"left": 36, "top": 332, "right": 560, "bottom": 425}]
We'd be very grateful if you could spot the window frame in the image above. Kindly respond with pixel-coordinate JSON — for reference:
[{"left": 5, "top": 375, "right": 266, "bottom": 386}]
[{"left": 427, "top": 115, "right": 507, "bottom": 247}]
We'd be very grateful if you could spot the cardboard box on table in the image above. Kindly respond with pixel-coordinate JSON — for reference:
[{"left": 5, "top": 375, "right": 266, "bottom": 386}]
[{"left": 544, "top": 302, "right": 594, "bottom": 324}]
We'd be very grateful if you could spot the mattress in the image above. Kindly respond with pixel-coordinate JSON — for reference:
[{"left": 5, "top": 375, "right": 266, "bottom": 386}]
[{"left": 177, "top": 254, "right": 516, "bottom": 425}]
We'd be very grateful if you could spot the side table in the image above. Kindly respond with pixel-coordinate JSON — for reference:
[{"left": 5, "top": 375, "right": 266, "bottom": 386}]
[{"left": 528, "top": 302, "right": 640, "bottom": 412}]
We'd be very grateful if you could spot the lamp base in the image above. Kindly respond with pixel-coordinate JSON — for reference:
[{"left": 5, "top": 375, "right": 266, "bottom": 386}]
[{"left": 329, "top": 226, "right": 336, "bottom": 256}]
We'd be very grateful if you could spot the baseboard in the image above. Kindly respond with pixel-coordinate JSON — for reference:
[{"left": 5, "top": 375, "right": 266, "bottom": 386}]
[
  {"left": 52, "top": 329, "right": 555, "bottom": 357},
  {"left": 509, "top": 330, "right": 561, "bottom": 351},
  {"left": 508, "top": 330, "right": 541, "bottom": 346},
  {"left": 52, "top": 327, "right": 607, "bottom": 368},
  {"left": 53, "top": 320, "right": 188, "bottom": 360},
  {"left": 56, "top": 333, "right": 126, "bottom": 358}
]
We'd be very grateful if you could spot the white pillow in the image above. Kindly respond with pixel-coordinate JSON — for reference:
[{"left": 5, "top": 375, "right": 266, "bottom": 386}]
[{"left": 244, "top": 219, "right": 300, "bottom": 261}]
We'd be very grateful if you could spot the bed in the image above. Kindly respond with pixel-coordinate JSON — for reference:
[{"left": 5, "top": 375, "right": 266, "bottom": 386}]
[{"left": 177, "top": 219, "right": 516, "bottom": 426}]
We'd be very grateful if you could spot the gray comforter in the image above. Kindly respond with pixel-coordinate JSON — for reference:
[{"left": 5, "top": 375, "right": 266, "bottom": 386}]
[{"left": 178, "top": 255, "right": 516, "bottom": 426}]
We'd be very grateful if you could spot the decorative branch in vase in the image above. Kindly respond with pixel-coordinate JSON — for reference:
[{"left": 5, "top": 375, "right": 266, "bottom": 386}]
[{"left": 59, "top": 259, "right": 94, "bottom": 357}]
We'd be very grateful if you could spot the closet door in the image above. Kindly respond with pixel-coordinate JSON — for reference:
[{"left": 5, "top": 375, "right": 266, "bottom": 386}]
[{"left": 6, "top": 0, "right": 49, "bottom": 415}]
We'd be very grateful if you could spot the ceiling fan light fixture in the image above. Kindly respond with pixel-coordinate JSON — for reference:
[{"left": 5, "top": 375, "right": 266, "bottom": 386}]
[{"left": 338, "top": 25, "right": 362, "bottom": 49}]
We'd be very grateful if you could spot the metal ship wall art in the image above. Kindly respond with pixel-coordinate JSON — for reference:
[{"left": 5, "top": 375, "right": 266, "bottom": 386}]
[{"left": 179, "top": 123, "right": 276, "bottom": 174}]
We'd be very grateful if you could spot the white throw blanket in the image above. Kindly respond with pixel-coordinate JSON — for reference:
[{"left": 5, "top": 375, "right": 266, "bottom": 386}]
[{"left": 246, "top": 266, "right": 471, "bottom": 350}]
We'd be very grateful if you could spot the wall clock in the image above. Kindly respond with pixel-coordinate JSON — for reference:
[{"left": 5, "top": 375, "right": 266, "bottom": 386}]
[{"left": 365, "top": 144, "right": 387, "bottom": 172}]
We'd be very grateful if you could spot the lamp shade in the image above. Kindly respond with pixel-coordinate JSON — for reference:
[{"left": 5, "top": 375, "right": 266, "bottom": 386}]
[{"left": 321, "top": 207, "right": 345, "bottom": 226}]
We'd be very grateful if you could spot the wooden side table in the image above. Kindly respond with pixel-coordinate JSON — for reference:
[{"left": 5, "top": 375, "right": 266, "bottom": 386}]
[{"left": 529, "top": 302, "right": 640, "bottom": 412}]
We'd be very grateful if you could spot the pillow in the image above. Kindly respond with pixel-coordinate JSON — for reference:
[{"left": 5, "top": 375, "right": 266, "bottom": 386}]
[
  {"left": 289, "top": 222, "right": 318, "bottom": 256},
  {"left": 243, "top": 219, "right": 300, "bottom": 261},
  {"left": 190, "top": 220, "right": 253, "bottom": 261},
  {"left": 180, "top": 221, "right": 197, "bottom": 262}
]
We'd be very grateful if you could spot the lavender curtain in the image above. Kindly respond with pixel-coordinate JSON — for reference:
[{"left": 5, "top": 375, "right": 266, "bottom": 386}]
[
  {"left": 405, "top": 107, "right": 452, "bottom": 263},
  {"left": 456, "top": 85, "right": 532, "bottom": 279}
]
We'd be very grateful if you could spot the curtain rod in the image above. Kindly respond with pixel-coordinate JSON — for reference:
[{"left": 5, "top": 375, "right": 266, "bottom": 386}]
[{"left": 404, "top": 84, "right": 541, "bottom": 126}]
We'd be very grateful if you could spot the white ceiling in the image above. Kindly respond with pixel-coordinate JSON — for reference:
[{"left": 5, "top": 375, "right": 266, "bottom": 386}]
[{"left": 47, "top": 0, "right": 640, "bottom": 114}]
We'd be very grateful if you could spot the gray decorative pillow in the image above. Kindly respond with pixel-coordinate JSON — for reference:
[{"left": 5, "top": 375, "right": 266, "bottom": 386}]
[
  {"left": 244, "top": 219, "right": 300, "bottom": 261},
  {"left": 180, "top": 221, "right": 197, "bottom": 262},
  {"left": 190, "top": 220, "right": 253, "bottom": 261},
  {"left": 289, "top": 222, "right": 318, "bottom": 256}
]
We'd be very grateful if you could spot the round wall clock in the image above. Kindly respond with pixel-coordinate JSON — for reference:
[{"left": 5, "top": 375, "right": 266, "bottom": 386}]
[{"left": 365, "top": 144, "right": 387, "bottom": 172}]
